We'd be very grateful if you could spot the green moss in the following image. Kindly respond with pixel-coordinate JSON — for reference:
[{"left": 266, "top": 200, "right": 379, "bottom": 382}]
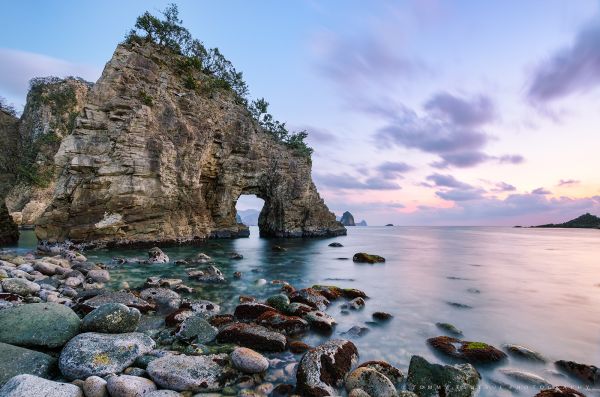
[
  {"left": 92, "top": 353, "right": 111, "bottom": 365},
  {"left": 465, "top": 342, "right": 489, "bottom": 350},
  {"left": 139, "top": 90, "right": 154, "bottom": 106}
]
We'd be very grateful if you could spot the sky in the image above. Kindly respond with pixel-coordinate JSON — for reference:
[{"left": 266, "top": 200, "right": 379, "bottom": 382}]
[{"left": 1, "top": 0, "right": 600, "bottom": 226}]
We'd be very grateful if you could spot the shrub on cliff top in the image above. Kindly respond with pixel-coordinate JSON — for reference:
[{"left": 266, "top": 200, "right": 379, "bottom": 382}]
[{"left": 125, "top": 4, "right": 312, "bottom": 158}]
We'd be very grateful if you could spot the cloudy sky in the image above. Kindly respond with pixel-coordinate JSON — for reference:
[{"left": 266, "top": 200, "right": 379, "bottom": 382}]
[{"left": 2, "top": 0, "right": 600, "bottom": 225}]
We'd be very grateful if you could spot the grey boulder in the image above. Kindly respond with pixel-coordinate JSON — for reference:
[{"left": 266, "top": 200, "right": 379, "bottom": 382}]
[
  {"left": 0, "top": 374, "right": 83, "bottom": 397},
  {"left": 0, "top": 342, "right": 57, "bottom": 386},
  {"left": 82, "top": 303, "right": 141, "bottom": 333}
]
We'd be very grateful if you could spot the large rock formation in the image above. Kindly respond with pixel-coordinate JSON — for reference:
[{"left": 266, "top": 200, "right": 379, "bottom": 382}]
[
  {"left": 35, "top": 41, "right": 345, "bottom": 246},
  {"left": 340, "top": 211, "right": 356, "bottom": 226},
  {"left": 0, "top": 108, "right": 19, "bottom": 245}
]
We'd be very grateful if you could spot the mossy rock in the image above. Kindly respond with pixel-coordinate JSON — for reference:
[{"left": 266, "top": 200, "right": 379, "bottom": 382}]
[{"left": 352, "top": 253, "right": 386, "bottom": 264}]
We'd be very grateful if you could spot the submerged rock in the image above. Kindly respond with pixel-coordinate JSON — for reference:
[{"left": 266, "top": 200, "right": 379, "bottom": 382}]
[
  {"left": 436, "top": 322, "right": 463, "bottom": 336},
  {"left": 147, "top": 354, "right": 236, "bottom": 392},
  {"left": 406, "top": 355, "right": 480, "bottom": 397},
  {"left": 230, "top": 347, "right": 269, "bottom": 374},
  {"left": 82, "top": 303, "right": 141, "bottom": 333},
  {"left": 0, "top": 374, "right": 83, "bottom": 397},
  {"left": 0, "top": 303, "right": 80, "bottom": 348},
  {"left": 352, "top": 253, "right": 385, "bottom": 264},
  {"left": 148, "top": 247, "right": 169, "bottom": 263},
  {"left": 372, "top": 312, "right": 393, "bottom": 321},
  {"left": 0, "top": 342, "right": 57, "bottom": 386},
  {"left": 499, "top": 368, "right": 552, "bottom": 387},
  {"left": 296, "top": 339, "right": 359, "bottom": 397},
  {"left": 59, "top": 332, "right": 155, "bottom": 380},
  {"left": 357, "top": 361, "right": 404, "bottom": 385},
  {"left": 188, "top": 265, "right": 226, "bottom": 283},
  {"left": 217, "top": 323, "right": 286, "bottom": 352},
  {"left": 328, "top": 242, "right": 343, "bottom": 247},
  {"left": 504, "top": 344, "right": 546, "bottom": 362},
  {"left": 427, "top": 336, "right": 507, "bottom": 364},
  {"left": 555, "top": 360, "right": 599, "bottom": 385},
  {"left": 535, "top": 386, "right": 587, "bottom": 397}
]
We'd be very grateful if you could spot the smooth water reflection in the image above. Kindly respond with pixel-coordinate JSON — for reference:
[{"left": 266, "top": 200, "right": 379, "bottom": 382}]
[{"left": 14, "top": 226, "right": 600, "bottom": 395}]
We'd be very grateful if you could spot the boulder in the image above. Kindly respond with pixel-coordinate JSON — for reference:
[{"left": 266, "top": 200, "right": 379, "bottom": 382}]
[
  {"left": 555, "top": 360, "right": 599, "bottom": 385},
  {"left": 357, "top": 361, "right": 404, "bottom": 385},
  {"left": 216, "top": 323, "right": 286, "bottom": 352},
  {"left": 0, "top": 374, "right": 83, "bottom": 397},
  {"left": 59, "top": 332, "right": 155, "bottom": 380},
  {"left": 187, "top": 265, "right": 226, "bottom": 283},
  {"left": 139, "top": 288, "right": 181, "bottom": 312},
  {"left": 256, "top": 311, "right": 309, "bottom": 335},
  {"left": 230, "top": 347, "right": 269, "bottom": 374},
  {"left": 289, "top": 288, "right": 330, "bottom": 311},
  {"left": 189, "top": 300, "right": 221, "bottom": 317},
  {"left": 80, "top": 292, "right": 154, "bottom": 313},
  {"left": 304, "top": 310, "right": 336, "bottom": 332},
  {"left": 0, "top": 342, "right": 57, "bottom": 386},
  {"left": 147, "top": 354, "right": 236, "bottom": 392},
  {"left": 406, "top": 355, "right": 480, "bottom": 397},
  {"left": 106, "top": 375, "right": 157, "bottom": 397},
  {"left": 296, "top": 339, "right": 359, "bottom": 396},
  {"left": 82, "top": 303, "right": 141, "bottom": 333},
  {"left": 265, "top": 294, "right": 290, "bottom": 312},
  {"left": 234, "top": 302, "right": 277, "bottom": 320},
  {"left": 0, "top": 303, "right": 80, "bottom": 348},
  {"left": 352, "top": 253, "right": 385, "bottom": 264},
  {"left": 148, "top": 247, "right": 169, "bottom": 263},
  {"left": 345, "top": 367, "right": 397, "bottom": 397},
  {"left": 427, "top": 336, "right": 507, "bottom": 364},
  {"left": 82, "top": 376, "right": 108, "bottom": 397},
  {"left": 535, "top": 386, "right": 587, "bottom": 397},
  {"left": 87, "top": 270, "right": 110, "bottom": 283},
  {"left": 372, "top": 312, "right": 393, "bottom": 321},
  {"left": 1, "top": 278, "right": 40, "bottom": 296},
  {"left": 175, "top": 315, "right": 218, "bottom": 343}
]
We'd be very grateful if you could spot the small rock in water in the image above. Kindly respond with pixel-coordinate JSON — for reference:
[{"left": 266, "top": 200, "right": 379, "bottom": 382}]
[
  {"left": 230, "top": 347, "right": 269, "bottom": 374},
  {"left": 357, "top": 361, "right": 405, "bottom": 385},
  {"left": 289, "top": 341, "right": 311, "bottom": 354},
  {"left": 535, "top": 386, "right": 587, "bottom": 397},
  {"left": 234, "top": 302, "right": 276, "bottom": 320},
  {"left": 296, "top": 339, "right": 358, "bottom": 396},
  {"left": 446, "top": 301, "right": 473, "bottom": 309},
  {"left": 187, "top": 265, "right": 226, "bottom": 283},
  {"left": 140, "top": 288, "right": 181, "bottom": 312},
  {"left": 406, "top": 355, "right": 480, "bottom": 397},
  {"left": 272, "top": 245, "right": 287, "bottom": 252},
  {"left": 372, "top": 312, "right": 393, "bottom": 321},
  {"left": 352, "top": 253, "right": 385, "bottom": 264},
  {"left": 466, "top": 288, "right": 481, "bottom": 294},
  {"left": 328, "top": 242, "right": 343, "bottom": 247},
  {"left": 87, "top": 269, "right": 110, "bottom": 283},
  {"left": 82, "top": 303, "right": 141, "bottom": 333},
  {"left": 256, "top": 311, "right": 309, "bottom": 335},
  {"left": 233, "top": 271, "right": 242, "bottom": 279},
  {"left": 436, "top": 322, "right": 463, "bottom": 336},
  {"left": 194, "top": 252, "right": 212, "bottom": 263},
  {"left": 189, "top": 299, "right": 221, "bottom": 317},
  {"left": 148, "top": 247, "right": 169, "bottom": 263},
  {"left": 255, "top": 278, "right": 267, "bottom": 286},
  {"left": 504, "top": 343, "right": 546, "bottom": 362},
  {"left": 266, "top": 294, "right": 291, "bottom": 312},
  {"left": 304, "top": 310, "right": 336, "bottom": 333},
  {"left": 427, "top": 336, "right": 507, "bottom": 364},
  {"left": 348, "top": 297, "right": 365, "bottom": 310},
  {"left": 345, "top": 367, "right": 397, "bottom": 397},
  {"left": 0, "top": 374, "right": 83, "bottom": 397},
  {"left": 341, "top": 325, "right": 370, "bottom": 338},
  {"left": 289, "top": 288, "right": 330, "bottom": 311},
  {"left": 499, "top": 368, "right": 552, "bottom": 387},
  {"left": 229, "top": 252, "right": 243, "bottom": 260},
  {"left": 555, "top": 360, "right": 600, "bottom": 385},
  {"left": 106, "top": 375, "right": 157, "bottom": 397},
  {"left": 81, "top": 291, "right": 154, "bottom": 313}
]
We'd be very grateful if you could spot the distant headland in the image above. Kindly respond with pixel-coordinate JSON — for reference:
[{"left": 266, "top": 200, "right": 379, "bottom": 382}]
[{"left": 532, "top": 213, "right": 600, "bottom": 229}]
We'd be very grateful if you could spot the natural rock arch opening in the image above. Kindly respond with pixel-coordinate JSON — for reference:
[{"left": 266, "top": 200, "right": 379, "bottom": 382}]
[{"left": 235, "top": 194, "right": 265, "bottom": 236}]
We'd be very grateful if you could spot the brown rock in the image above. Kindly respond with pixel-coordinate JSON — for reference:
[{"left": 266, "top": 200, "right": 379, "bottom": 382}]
[
  {"left": 555, "top": 360, "right": 599, "bottom": 385},
  {"left": 535, "top": 386, "right": 587, "bottom": 397},
  {"left": 427, "top": 336, "right": 507, "bottom": 364},
  {"left": 216, "top": 322, "right": 286, "bottom": 352},
  {"left": 234, "top": 302, "right": 276, "bottom": 320},
  {"left": 289, "top": 288, "right": 330, "bottom": 311},
  {"left": 256, "top": 311, "right": 309, "bottom": 335},
  {"left": 289, "top": 341, "right": 311, "bottom": 354}
]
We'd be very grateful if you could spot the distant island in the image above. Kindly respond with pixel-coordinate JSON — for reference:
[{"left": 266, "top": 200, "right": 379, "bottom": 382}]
[
  {"left": 534, "top": 213, "right": 600, "bottom": 229},
  {"left": 340, "top": 211, "right": 355, "bottom": 226},
  {"left": 356, "top": 220, "right": 368, "bottom": 226}
]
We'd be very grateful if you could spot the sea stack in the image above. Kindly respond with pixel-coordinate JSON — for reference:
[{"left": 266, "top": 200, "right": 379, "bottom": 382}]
[{"left": 340, "top": 211, "right": 356, "bottom": 226}]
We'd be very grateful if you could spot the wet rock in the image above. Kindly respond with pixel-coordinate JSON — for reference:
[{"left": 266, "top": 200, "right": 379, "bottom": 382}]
[
  {"left": 147, "top": 354, "right": 235, "bottom": 392},
  {"left": 304, "top": 310, "right": 336, "bottom": 332},
  {"left": 148, "top": 247, "right": 169, "bottom": 263},
  {"left": 446, "top": 302, "right": 472, "bottom": 309},
  {"left": 345, "top": 367, "right": 397, "bottom": 397},
  {"left": 33, "top": 261, "right": 61, "bottom": 276},
  {"left": 231, "top": 347, "right": 269, "bottom": 374},
  {"left": 286, "top": 302, "right": 313, "bottom": 317},
  {"left": 347, "top": 297, "right": 365, "bottom": 310},
  {"left": 139, "top": 288, "right": 181, "bottom": 312},
  {"left": 189, "top": 300, "right": 221, "bottom": 318},
  {"left": 504, "top": 344, "right": 545, "bottom": 362},
  {"left": 427, "top": 336, "right": 507, "bottom": 364},
  {"left": 406, "top": 355, "right": 480, "bottom": 397},
  {"left": 187, "top": 265, "right": 226, "bottom": 283},
  {"left": 59, "top": 332, "right": 155, "bottom": 380},
  {"left": 0, "top": 303, "right": 80, "bottom": 348},
  {"left": 272, "top": 245, "right": 287, "bottom": 252},
  {"left": 328, "top": 242, "right": 343, "bottom": 247},
  {"left": 234, "top": 302, "right": 277, "bottom": 321},
  {"left": 372, "top": 312, "right": 393, "bottom": 321},
  {"left": 82, "top": 376, "right": 108, "bottom": 397},
  {"left": 233, "top": 271, "right": 242, "bottom": 279},
  {"left": 535, "top": 386, "right": 587, "bottom": 397},
  {"left": 106, "top": 375, "right": 157, "bottom": 397},
  {"left": 499, "top": 368, "right": 552, "bottom": 387},
  {"left": 87, "top": 270, "right": 110, "bottom": 283},
  {"left": 265, "top": 294, "right": 290, "bottom": 312},
  {"left": 217, "top": 323, "right": 286, "bottom": 352},
  {"left": 229, "top": 252, "right": 243, "bottom": 260},
  {"left": 555, "top": 360, "right": 599, "bottom": 385},
  {"left": 0, "top": 374, "right": 83, "bottom": 397},
  {"left": 436, "top": 322, "right": 463, "bottom": 336},
  {"left": 175, "top": 315, "right": 218, "bottom": 343},
  {"left": 82, "top": 303, "right": 140, "bottom": 333},
  {"left": 256, "top": 311, "right": 309, "bottom": 335},
  {"left": 352, "top": 253, "right": 385, "bottom": 264},
  {"left": 289, "top": 341, "right": 311, "bottom": 354},
  {"left": 81, "top": 292, "right": 155, "bottom": 313},
  {"left": 357, "top": 361, "right": 405, "bottom": 385},
  {"left": 348, "top": 389, "right": 370, "bottom": 397},
  {"left": 341, "top": 326, "right": 370, "bottom": 338},
  {"left": 208, "top": 314, "right": 235, "bottom": 328},
  {"left": 1, "top": 278, "right": 40, "bottom": 296},
  {"left": 272, "top": 384, "right": 295, "bottom": 397},
  {"left": 194, "top": 253, "right": 212, "bottom": 263},
  {"left": 159, "top": 278, "right": 183, "bottom": 288},
  {"left": 296, "top": 339, "right": 359, "bottom": 397},
  {"left": 289, "top": 288, "right": 330, "bottom": 311},
  {"left": 0, "top": 342, "right": 57, "bottom": 386}
]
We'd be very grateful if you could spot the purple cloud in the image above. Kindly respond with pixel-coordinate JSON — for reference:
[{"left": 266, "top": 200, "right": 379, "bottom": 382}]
[
  {"left": 528, "top": 20, "right": 600, "bottom": 102},
  {"left": 558, "top": 179, "right": 580, "bottom": 186},
  {"left": 426, "top": 173, "right": 472, "bottom": 189},
  {"left": 424, "top": 92, "right": 495, "bottom": 127},
  {"left": 497, "top": 154, "right": 525, "bottom": 164},
  {"left": 436, "top": 188, "right": 486, "bottom": 201},
  {"left": 532, "top": 187, "right": 551, "bottom": 195},
  {"left": 314, "top": 172, "right": 401, "bottom": 191},
  {"left": 376, "top": 161, "right": 413, "bottom": 179},
  {"left": 492, "top": 182, "right": 517, "bottom": 192}
]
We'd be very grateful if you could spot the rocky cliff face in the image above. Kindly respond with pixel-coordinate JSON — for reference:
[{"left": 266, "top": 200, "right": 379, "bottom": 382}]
[
  {"left": 0, "top": 109, "right": 19, "bottom": 245},
  {"left": 340, "top": 211, "right": 356, "bottom": 226},
  {"left": 36, "top": 41, "right": 345, "bottom": 246},
  {"left": 4, "top": 78, "right": 90, "bottom": 227}
]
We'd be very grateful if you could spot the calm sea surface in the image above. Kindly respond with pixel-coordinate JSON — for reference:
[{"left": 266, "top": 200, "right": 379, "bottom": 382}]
[{"left": 13, "top": 226, "right": 600, "bottom": 396}]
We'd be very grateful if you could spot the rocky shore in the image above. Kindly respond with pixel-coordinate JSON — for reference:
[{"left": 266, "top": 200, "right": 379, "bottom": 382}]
[{"left": 0, "top": 243, "right": 595, "bottom": 397}]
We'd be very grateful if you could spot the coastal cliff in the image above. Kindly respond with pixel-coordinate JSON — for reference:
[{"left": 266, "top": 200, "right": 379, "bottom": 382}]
[{"left": 34, "top": 41, "right": 345, "bottom": 246}]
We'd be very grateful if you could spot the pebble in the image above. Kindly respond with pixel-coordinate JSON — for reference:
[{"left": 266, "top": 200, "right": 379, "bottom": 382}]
[{"left": 231, "top": 347, "right": 270, "bottom": 373}]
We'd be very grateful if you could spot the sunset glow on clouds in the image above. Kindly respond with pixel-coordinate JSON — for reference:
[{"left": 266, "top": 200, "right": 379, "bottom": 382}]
[{"left": 1, "top": 0, "right": 599, "bottom": 225}]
